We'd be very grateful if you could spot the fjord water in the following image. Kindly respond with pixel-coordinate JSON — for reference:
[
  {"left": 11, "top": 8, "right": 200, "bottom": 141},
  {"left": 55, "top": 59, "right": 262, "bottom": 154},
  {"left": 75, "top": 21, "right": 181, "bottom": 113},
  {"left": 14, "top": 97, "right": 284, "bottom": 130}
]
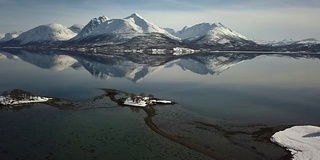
[{"left": 1, "top": 50, "right": 320, "bottom": 159}]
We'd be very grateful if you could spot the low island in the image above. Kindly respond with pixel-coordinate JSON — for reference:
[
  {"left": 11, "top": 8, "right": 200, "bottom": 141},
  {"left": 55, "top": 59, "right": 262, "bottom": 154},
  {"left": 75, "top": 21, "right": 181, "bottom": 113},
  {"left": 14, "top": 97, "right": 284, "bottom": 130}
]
[{"left": 0, "top": 89, "right": 51, "bottom": 106}]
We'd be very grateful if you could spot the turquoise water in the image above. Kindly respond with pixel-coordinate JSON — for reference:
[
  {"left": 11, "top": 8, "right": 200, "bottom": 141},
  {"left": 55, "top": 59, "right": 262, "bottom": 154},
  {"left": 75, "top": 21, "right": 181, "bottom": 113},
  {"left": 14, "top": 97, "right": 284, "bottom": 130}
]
[{"left": 1, "top": 50, "right": 320, "bottom": 159}]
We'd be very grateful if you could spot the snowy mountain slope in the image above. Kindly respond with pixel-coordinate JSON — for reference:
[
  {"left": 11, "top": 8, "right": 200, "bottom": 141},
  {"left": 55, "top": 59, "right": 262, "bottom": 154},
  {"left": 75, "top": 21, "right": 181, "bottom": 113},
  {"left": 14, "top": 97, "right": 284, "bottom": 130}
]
[
  {"left": 175, "top": 23, "right": 250, "bottom": 45},
  {"left": 122, "top": 33, "right": 180, "bottom": 49},
  {"left": 72, "top": 16, "right": 109, "bottom": 40},
  {"left": 0, "top": 31, "right": 23, "bottom": 42},
  {"left": 15, "top": 23, "right": 76, "bottom": 45},
  {"left": 295, "top": 38, "right": 320, "bottom": 45},
  {"left": 69, "top": 24, "right": 84, "bottom": 33},
  {"left": 123, "top": 13, "right": 175, "bottom": 38},
  {"left": 253, "top": 38, "right": 320, "bottom": 53},
  {"left": 70, "top": 13, "right": 178, "bottom": 44},
  {"left": 253, "top": 39, "right": 295, "bottom": 46},
  {"left": 254, "top": 38, "right": 320, "bottom": 46},
  {"left": 0, "top": 33, "right": 4, "bottom": 39}
]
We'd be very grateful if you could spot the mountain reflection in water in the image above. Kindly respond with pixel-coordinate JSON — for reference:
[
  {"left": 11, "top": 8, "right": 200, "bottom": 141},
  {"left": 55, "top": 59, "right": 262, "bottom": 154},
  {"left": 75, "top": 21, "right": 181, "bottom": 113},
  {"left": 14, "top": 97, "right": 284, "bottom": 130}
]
[
  {"left": 1, "top": 49, "right": 320, "bottom": 159},
  {"left": 2, "top": 49, "right": 319, "bottom": 83}
]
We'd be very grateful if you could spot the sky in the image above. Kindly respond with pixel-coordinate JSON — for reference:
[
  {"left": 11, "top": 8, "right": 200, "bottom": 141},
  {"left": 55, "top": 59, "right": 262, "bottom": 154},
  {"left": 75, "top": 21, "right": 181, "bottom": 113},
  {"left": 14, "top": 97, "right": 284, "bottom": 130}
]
[{"left": 0, "top": 0, "right": 319, "bottom": 41}]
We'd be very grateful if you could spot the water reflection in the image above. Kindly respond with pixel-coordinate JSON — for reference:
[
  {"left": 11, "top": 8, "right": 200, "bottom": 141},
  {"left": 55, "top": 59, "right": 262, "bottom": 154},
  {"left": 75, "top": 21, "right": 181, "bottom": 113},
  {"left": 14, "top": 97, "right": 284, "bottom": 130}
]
[
  {"left": 2, "top": 49, "right": 319, "bottom": 83},
  {"left": 1, "top": 49, "right": 320, "bottom": 124}
]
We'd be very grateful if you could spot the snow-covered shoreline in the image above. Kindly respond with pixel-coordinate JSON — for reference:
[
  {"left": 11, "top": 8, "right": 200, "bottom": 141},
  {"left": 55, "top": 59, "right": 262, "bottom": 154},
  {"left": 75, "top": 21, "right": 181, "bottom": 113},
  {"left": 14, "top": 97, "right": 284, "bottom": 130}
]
[
  {"left": 271, "top": 125, "right": 320, "bottom": 160},
  {"left": 0, "top": 96, "right": 51, "bottom": 106}
]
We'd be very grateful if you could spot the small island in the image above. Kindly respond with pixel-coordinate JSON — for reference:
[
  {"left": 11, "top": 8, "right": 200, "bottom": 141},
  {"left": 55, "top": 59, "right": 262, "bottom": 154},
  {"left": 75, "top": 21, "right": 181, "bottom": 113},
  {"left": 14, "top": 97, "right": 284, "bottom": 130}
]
[
  {"left": 123, "top": 93, "right": 173, "bottom": 107},
  {"left": 0, "top": 89, "right": 51, "bottom": 106}
]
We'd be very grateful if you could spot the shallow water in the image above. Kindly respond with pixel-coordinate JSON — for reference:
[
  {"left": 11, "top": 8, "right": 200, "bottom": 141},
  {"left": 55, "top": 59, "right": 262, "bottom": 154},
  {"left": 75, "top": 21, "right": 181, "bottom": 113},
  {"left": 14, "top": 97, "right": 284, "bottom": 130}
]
[
  {"left": 1, "top": 50, "right": 320, "bottom": 159},
  {"left": 0, "top": 104, "right": 212, "bottom": 160}
]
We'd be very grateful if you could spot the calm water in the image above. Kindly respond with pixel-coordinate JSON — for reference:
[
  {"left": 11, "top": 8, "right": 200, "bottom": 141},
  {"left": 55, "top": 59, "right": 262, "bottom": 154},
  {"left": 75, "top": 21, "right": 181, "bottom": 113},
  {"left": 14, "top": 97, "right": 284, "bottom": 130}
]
[{"left": 1, "top": 50, "right": 320, "bottom": 159}]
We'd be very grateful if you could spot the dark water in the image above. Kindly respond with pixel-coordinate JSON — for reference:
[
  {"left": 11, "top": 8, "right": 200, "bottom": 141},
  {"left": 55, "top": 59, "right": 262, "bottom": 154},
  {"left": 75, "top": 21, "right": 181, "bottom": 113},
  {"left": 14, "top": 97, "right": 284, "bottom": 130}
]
[{"left": 1, "top": 50, "right": 320, "bottom": 159}]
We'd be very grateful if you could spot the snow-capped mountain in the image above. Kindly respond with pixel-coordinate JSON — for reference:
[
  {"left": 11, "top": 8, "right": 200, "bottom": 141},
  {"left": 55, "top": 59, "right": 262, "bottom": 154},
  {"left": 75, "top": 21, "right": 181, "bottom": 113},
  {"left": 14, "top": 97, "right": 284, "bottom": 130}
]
[
  {"left": 254, "top": 38, "right": 320, "bottom": 46},
  {"left": 72, "top": 16, "right": 110, "bottom": 40},
  {"left": 295, "top": 38, "right": 320, "bottom": 45},
  {"left": 14, "top": 23, "right": 76, "bottom": 45},
  {"left": 70, "top": 13, "right": 177, "bottom": 44},
  {"left": 253, "top": 39, "right": 296, "bottom": 46},
  {"left": 0, "top": 31, "right": 23, "bottom": 42},
  {"left": 69, "top": 24, "right": 84, "bottom": 33},
  {"left": 175, "top": 23, "right": 251, "bottom": 46},
  {"left": 0, "top": 13, "right": 318, "bottom": 52}
]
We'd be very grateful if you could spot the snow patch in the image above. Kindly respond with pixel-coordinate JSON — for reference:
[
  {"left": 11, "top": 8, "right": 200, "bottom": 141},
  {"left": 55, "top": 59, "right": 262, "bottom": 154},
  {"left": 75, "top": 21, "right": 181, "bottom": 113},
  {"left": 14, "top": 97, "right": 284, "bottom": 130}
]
[{"left": 271, "top": 125, "right": 320, "bottom": 160}]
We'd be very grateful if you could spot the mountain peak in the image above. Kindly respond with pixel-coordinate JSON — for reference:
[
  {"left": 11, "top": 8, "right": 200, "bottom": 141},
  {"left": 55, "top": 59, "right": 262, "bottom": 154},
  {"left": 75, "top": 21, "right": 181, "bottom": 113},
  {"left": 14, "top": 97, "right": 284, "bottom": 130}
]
[
  {"left": 99, "top": 15, "right": 109, "bottom": 21},
  {"left": 91, "top": 15, "right": 110, "bottom": 23},
  {"left": 71, "top": 13, "right": 178, "bottom": 42},
  {"left": 126, "top": 13, "right": 144, "bottom": 19},
  {"left": 72, "top": 15, "right": 110, "bottom": 40},
  {"left": 46, "top": 23, "right": 66, "bottom": 29},
  {"left": 175, "top": 22, "right": 248, "bottom": 44}
]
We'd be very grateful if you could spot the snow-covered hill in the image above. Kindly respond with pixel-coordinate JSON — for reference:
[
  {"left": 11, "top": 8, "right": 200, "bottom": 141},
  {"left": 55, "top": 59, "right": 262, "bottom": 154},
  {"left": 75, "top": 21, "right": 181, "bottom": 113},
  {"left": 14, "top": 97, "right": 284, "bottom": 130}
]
[
  {"left": 15, "top": 23, "right": 76, "bottom": 45},
  {"left": 174, "top": 23, "right": 250, "bottom": 45},
  {"left": 71, "top": 13, "right": 177, "bottom": 44},
  {"left": 0, "top": 31, "right": 23, "bottom": 42},
  {"left": 69, "top": 24, "right": 84, "bottom": 33}
]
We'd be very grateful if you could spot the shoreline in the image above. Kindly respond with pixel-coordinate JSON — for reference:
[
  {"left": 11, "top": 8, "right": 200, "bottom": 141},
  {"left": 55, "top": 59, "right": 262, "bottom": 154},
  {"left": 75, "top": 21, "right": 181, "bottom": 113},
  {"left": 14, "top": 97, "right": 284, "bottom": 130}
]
[{"left": 0, "top": 88, "right": 294, "bottom": 159}]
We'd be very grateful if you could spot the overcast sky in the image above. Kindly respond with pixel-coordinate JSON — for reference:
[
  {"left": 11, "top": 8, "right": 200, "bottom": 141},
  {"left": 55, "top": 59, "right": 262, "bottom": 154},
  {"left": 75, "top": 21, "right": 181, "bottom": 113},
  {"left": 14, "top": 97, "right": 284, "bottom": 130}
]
[{"left": 1, "top": 0, "right": 319, "bottom": 40}]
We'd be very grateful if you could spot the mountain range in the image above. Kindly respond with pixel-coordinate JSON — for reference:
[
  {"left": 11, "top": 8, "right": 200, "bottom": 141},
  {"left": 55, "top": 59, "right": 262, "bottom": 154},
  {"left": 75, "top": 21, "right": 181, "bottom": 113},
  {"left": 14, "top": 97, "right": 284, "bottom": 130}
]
[{"left": 0, "top": 13, "right": 319, "bottom": 53}]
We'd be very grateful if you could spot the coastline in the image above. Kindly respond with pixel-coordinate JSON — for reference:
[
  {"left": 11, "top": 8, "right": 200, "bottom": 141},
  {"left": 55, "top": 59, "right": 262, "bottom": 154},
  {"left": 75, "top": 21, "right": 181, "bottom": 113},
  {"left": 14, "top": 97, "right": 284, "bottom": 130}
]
[{"left": 0, "top": 88, "right": 294, "bottom": 159}]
